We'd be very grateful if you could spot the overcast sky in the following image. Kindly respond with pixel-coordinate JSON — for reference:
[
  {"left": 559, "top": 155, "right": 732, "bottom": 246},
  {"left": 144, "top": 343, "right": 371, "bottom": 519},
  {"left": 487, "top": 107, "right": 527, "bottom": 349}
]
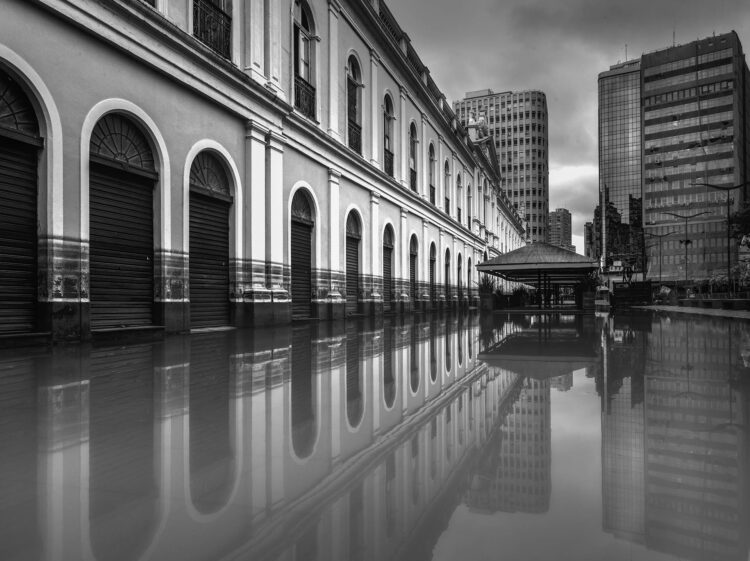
[{"left": 387, "top": 0, "right": 750, "bottom": 253}]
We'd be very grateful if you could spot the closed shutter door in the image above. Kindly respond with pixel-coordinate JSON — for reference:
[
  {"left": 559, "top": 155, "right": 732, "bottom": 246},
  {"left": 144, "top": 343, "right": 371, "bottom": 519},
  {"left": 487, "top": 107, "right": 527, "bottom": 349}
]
[
  {"left": 383, "top": 246, "right": 393, "bottom": 312},
  {"left": 346, "top": 236, "right": 359, "bottom": 315},
  {"left": 429, "top": 260, "right": 435, "bottom": 302},
  {"left": 0, "top": 137, "right": 37, "bottom": 334},
  {"left": 89, "top": 165, "right": 154, "bottom": 330},
  {"left": 410, "top": 254, "right": 417, "bottom": 301},
  {"left": 291, "top": 220, "right": 312, "bottom": 320},
  {"left": 190, "top": 191, "right": 230, "bottom": 328}
]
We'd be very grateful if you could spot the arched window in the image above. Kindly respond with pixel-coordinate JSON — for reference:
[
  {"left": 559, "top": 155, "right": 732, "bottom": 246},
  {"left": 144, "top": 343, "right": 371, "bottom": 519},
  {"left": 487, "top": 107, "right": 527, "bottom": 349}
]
[
  {"left": 193, "top": 0, "right": 232, "bottom": 59},
  {"left": 466, "top": 184, "right": 472, "bottom": 228},
  {"left": 456, "top": 174, "right": 463, "bottom": 224},
  {"left": 383, "top": 95, "right": 394, "bottom": 176},
  {"left": 346, "top": 56, "right": 362, "bottom": 154},
  {"left": 409, "top": 123, "right": 418, "bottom": 192},
  {"left": 444, "top": 160, "right": 451, "bottom": 215},
  {"left": 428, "top": 144, "right": 436, "bottom": 204},
  {"left": 293, "top": 0, "right": 316, "bottom": 119}
]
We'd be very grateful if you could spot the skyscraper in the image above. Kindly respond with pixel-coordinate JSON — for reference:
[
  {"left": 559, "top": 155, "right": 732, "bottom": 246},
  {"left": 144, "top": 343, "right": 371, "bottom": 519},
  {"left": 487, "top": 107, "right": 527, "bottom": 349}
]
[
  {"left": 455, "top": 89, "right": 550, "bottom": 243},
  {"left": 595, "top": 32, "right": 750, "bottom": 283},
  {"left": 548, "top": 208, "right": 575, "bottom": 252},
  {"left": 598, "top": 59, "right": 643, "bottom": 271}
]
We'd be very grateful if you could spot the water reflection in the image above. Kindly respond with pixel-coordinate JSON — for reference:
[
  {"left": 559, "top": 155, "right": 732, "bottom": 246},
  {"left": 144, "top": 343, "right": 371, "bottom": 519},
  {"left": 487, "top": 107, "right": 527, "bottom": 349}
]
[{"left": 0, "top": 311, "right": 747, "bottom": 561}]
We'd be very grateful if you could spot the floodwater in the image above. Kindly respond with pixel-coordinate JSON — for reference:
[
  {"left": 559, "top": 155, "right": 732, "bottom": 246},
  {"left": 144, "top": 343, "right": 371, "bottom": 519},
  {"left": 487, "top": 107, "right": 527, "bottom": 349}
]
[{"left": 1, "top": 311, "right": 749, "bottom": 561}]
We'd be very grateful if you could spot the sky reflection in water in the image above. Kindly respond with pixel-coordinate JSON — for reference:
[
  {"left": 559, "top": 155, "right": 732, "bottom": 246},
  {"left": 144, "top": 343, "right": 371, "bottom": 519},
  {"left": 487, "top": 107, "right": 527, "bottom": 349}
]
[{"left": 0, "top": 312, "right": 748, "bottom": 561}]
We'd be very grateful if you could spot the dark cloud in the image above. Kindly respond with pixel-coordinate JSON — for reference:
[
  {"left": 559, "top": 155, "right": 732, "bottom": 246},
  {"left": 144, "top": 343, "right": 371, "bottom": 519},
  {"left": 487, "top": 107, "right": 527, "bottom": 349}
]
[{"left": 387, "top": 0, "right": 750, "bottom": 248}]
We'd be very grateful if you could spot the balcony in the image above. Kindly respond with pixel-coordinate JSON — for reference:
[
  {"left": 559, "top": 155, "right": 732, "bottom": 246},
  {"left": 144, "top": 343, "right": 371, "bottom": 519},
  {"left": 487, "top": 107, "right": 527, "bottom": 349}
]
[
  {"left": 430, "top": 184, "right": 435, "bottom": 204},
  {"left": 445, "top": 198, "right": 450, "bottom": 215},
  {"left": 458, "top": 208, "right": 462, "bottom": 223},
  {"left": 384, "top": 148, "right": 394, "bottom": 177},
  {"left": 294, "top": 75, "right": 316, "bottom": 120},
  {"left": 193, "top": 0, "right": 231, "bottom": 59},
  {"left": 348, "top": 120, "right": 362, "bottom": 154},
  {"left": 410, "top": 169, "right": 417, "bottom": 192}
]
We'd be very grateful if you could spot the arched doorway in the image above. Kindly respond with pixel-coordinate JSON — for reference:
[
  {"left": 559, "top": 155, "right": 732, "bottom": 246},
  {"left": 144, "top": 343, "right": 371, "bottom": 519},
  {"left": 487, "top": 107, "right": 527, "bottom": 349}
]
[
  {"left": 345, "top": 212, "right": 361, "bottom": 315},
  {"left": 457, "top": 254, "right": 463, "bottom": 301},
  {"left": 291, "top": 190, "right": 314, "bottom": 320},
  {"left": 467, "top": 257, "right": 472, "bottom": 302},
  {"left": 382, "top": 225, "right": 394, "bottom": 313},
  {"left": 0, "top": 69, "right": 41, "bottom": 334},
  {"left": 89, "top": 113, "right": 156, "bottom": 329},
  {"left": 409, "top": 235, "right": 418, "bottom": 304},
  {"left": 429, "top": 243, "right": 436, "bottom": 306},
  {"left": 189, "top": 151, "right": 231, "bottom": 328},
  {"left": 444, "top": 248, "right": 451, "bottom": 304}
]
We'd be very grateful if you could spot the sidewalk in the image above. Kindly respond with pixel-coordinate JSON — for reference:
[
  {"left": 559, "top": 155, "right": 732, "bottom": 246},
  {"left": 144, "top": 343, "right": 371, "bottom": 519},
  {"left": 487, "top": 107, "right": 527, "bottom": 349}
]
[{"left": 632, "top": 305, "right": 750, "bottom": 320}]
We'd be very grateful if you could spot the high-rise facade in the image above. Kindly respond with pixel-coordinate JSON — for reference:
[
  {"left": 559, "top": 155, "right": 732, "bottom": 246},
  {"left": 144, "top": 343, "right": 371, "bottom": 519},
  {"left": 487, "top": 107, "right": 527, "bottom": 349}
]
[
  {"left": 595, "top": 32, "right": 750, "bottom": 282},
  {"left": 642, "top": 32, "right": 749, "bottom": 282},
  {"left": 455, "top": 90, "right": 550, "bottom": 243},
  {"left": 598, "top": 59, "right": 644, "bottom": 271},
  {"left": 548, "top": 208, "right": 575, "bottom": 252}
]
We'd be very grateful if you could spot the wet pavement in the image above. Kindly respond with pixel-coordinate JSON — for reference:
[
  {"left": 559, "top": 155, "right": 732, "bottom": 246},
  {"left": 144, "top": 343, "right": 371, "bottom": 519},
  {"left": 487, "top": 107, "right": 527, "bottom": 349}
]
[{"left": 1, "top": 311, "right": 748, "bottom": 561}]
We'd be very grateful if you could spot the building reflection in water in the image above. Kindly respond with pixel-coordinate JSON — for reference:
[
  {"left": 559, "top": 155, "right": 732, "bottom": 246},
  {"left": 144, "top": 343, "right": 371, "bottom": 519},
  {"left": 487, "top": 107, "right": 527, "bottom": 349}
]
[
  {"left": 600, "top": 312, "right": 750, "bottom": 561},
  {"left": 0, "top": 313, "right": 532, "bottom": 561}
]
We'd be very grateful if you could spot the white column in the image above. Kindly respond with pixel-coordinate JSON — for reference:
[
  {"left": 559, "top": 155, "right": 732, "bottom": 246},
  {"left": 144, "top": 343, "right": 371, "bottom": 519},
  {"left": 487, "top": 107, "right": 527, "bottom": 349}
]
[
  {"left": 370, "top": 192, "right": 380, "bottom": 287},
  {"left": 370, "top": 50, "right": 380, "bottom": 166},
  {"left": 243, "top": 0, "right": 265, "bottom": 82},
  {"left": 246, "top": 121, "right": 268, "bottom": 291},
  {"left": 264, "top": 0, "right": 283, "bottom": 98},
  {"left": 438, "top": 136, "right": 444, "bottom": 210},
  {"left": 399, "top": 87, "right": 408, "bottom": 186},
  {"left": 400, "top": 209, "right": 408, "bottom": 298},
  {"left": 327, "top": 0, "right": 341, "bottom": 140},
  {"left": 422, "top": 219, "right": 430, "bottom": 287},
  {"left": 266, "top": 131, "right": 285, "bottom": 292},
  {"left": 329, "top": 169, "right": 342, "bottom": 277}
]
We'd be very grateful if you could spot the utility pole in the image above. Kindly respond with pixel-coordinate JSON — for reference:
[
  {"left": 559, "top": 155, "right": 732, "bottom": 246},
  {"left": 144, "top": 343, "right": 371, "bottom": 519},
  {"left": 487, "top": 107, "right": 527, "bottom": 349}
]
[{"left": 664, "top": 211, "right": 710, "bottom": 289}]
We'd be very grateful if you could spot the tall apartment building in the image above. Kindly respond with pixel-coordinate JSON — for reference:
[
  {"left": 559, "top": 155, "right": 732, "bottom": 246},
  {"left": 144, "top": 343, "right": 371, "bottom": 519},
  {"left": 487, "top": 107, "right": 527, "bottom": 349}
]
[
  {"left": 455, "top": 90, "right": 550, "bottom": 243},
  {"left": 595, "top": 32, "right": 750, "bottom": 282},
  {"left": 598, "top": 59, "right": 643, "bottom": 271},
  {"left": 548, "top": 208, "right": 575, "bottom": 252}
]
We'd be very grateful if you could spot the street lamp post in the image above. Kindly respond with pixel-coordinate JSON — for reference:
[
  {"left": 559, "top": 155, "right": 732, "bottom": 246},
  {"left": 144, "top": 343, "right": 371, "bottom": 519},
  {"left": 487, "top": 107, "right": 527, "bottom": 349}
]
[
  {"left": 644, "top": 230, "right": 678, "bottom": 284},
  {"left": 663, "top": 211, "right": 710, "bottom": 288},
  {"left": 691, "top": 182, "right": 746, "bottom": 292}
]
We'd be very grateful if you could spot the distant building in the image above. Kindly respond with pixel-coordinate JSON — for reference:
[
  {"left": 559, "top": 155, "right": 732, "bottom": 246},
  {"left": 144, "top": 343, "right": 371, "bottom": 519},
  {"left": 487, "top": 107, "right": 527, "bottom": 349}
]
[
  {"left": 584, "top": 221, "right": 597, "bottom": 259},
  {"left": 594, "top": 32, "right": 750, "bottom": 282},
  {"left": 455, "top": 89, "right": 550, "bottom": 243},
  {"left": 548, "top": 208, "right": 575, "bottom": 252}
]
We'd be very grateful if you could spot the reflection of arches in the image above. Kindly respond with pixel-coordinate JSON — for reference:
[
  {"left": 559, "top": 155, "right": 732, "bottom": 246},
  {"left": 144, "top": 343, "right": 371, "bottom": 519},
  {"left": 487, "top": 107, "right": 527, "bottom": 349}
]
[
  {"left": 291, "top": 189, "right": 315, "bottom": 319},
  {"left": 291, "top": 324, "right": 318, "bottom": 459},
  {"left": 89, "top": 113, "right": 156, "bottom": 329},
  {"left": 0, "top": 67, "right": 40, "bottom": 333},
  {"left": 346, "top": 326, "right": 364, "bottom": 429},
  {"left": 410, "top": 436, "right": 419, "bottom": 504},
  {"left": 409, "top": 235, "right": 418, "bottom": 302},
  {"left": 457, "top": 254, "right": 463, "bottom": 299},
  {"left": 383, "top": 323, "right": 396, "bottom": 409},
  {"left": 189, "top": 334, "right": 234, "bottom": 515},
  {"left": 89, "top": 344, "right": 157, "bottom": 561},
  {"left": 189, "top": 151, "right": 232, "bottom": 327},
  {"left": 467, "top": 257, "right": 472, "bottom": 297},
  {"left": 345, "top": 211, "right": 361, "bottom": 315},
  {"left": 445, "top": 321, "right": 452, "bottom": 373},
  {"left": 410, "top": 321, "right": 419, "bottom": 394},
  {"left": 382, "top": 225, "right": 394, "bottom": 312},
  {"left": 429, "top": 320, "right": 437, "bottom": 382}
]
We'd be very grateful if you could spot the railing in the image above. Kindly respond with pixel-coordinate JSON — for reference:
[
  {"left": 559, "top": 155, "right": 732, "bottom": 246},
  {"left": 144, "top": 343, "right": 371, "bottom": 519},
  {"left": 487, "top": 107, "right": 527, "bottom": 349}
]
[
  {"left": 193, "top": 0, "right": 231, "bottom": 59},
  {"left": 430, "top": 184, "right": 435, "bottom": 204},
  {"left": 384, "top": 149, "right": 394, "bottom": 177},
  {"left": 410, "top": 169, "right": 417, "bottom": 192},
  {"left": 378, "top": 3, "right": 402, "bottom": 44},
  {"left": 348, "top": 120, "right": 362, "bottom": 154},
  {"left": 445, "top": 197, "right": 450, "bottom": 214},
  {"left": 294, "top": 75, "right": 316, "bottom": 120},
  {"left": 457, "top": 208, "right": 462, "bottom": 223}
]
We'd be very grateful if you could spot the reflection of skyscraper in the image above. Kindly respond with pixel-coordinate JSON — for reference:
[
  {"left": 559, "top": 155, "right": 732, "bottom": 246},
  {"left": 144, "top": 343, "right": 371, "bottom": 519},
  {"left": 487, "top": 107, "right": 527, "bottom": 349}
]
[
  {"left": 550, "top": 373, "right": 573, "bottom": 392},
  {"left": 600, "top": 313, "right": 750, "bottom": 560},
  {"left": 467, "top": 378, "right": 551, "bottom": 514}
]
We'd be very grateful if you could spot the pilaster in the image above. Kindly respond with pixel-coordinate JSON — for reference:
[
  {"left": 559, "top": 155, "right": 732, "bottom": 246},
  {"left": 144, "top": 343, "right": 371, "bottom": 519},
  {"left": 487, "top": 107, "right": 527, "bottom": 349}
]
[
  {"left": 369, "top": 50, "right": 380, "bottom": 166},
  {"left": 266, "top": 130, "right": 289, "bottom": 323},
  {"left": 327, "top": 0, "right": 341, "bottom": 140},
  {"left": 399, "top": 87, "right": 408, "bottom": 186}
]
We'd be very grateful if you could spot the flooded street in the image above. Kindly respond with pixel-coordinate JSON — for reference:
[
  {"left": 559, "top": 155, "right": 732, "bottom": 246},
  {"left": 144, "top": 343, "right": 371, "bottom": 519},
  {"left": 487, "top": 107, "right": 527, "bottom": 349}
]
[{"left": 1, "top": 312, "right": 748, "bottom": 561}]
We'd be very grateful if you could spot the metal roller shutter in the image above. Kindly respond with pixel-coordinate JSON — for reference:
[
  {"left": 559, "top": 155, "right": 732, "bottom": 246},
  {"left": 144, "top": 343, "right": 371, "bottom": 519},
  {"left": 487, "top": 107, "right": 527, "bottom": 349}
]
[
  {"left": 291, "top": 220, "right": 312, "bottom": 320},
  {"left": 189, "top": 191, "right": 230, "bottom": 328},
  {"left": 429, "top": 258, "right": 436, "bottom": 302},
  {"left": 409, "top": 253, "right": 417, "bottom": 302},
  {"left": 0, "top": 137, "right": 38, "bottom": 334},
  {"left": 346, "top": 236, "right": 359, "bottom": 315},
  {"left": 383, "top": 246, "right": 393, "bottom": 312},
  {"left": 89, "top": 165, "right": 154, "bottom": 330}
]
